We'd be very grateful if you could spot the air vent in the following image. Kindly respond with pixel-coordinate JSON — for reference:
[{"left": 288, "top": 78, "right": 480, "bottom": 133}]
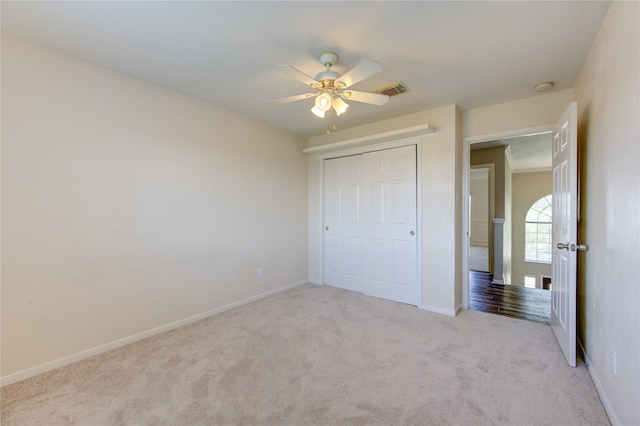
[{"left": 375, "top": 82, "right": 409, "bottom": 97}]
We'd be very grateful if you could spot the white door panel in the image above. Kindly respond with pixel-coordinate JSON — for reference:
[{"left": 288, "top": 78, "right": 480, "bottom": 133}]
[
  {"left": 551, "top": 102, "right": 578, "bottom": 367},
  {"left": 362, "top": 146, "right": 418, "bottom": 305},
  {"left": 323, "top": 155, "right": 363, "bottom": 292}
]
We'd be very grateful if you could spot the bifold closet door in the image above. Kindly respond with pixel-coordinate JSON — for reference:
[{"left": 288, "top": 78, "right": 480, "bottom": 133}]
[{"left": 323, "top": 145, "right": 418, "bottom": 306}]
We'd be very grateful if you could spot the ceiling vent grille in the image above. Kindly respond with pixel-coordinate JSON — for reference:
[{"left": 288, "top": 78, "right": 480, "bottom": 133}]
[{"left": 375, "top": 82, "right": 409, "bottom": 97}]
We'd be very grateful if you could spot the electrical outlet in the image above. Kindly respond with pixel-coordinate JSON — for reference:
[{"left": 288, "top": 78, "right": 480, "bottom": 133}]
[
  {"left": 256, "top": 268, "right": 263, "bottom": 279},
  {"left": 609, "top": 347, "right": 617, "bottom": 375}
]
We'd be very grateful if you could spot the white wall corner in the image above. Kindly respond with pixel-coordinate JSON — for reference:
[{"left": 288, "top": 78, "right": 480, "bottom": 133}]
[
  {"left": 420, "top": 304, "right": 458, "bottom": 317},
  {"left": 504, "top": 145, "right": 515, "bottom": 171}
]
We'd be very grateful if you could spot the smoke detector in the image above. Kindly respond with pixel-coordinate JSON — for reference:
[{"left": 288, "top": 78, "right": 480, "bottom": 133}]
[{"left": 534, "top": 81, "right": 555, "bottom": 93}]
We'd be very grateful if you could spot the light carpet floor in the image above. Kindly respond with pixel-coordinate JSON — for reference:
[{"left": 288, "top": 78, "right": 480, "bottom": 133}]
[{"left": 1, "top": 284, "right": 609, "bottom": 425}]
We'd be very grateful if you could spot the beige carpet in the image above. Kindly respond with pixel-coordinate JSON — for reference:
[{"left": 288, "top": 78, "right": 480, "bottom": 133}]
[{"left": 1, "top": 284, "right": 609, "bottom": 425}]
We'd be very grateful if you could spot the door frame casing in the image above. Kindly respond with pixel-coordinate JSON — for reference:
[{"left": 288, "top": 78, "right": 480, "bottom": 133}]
[
  {"left": 312, "top": 136, "right": 423, "bottom": 307},
  {"left": 462, "top": 125, "right": 552, "bottom": 309}
]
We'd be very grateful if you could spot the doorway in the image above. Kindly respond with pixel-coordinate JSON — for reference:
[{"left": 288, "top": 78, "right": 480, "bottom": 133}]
[{"left": 464, "top": 132, "right": 553, "bottom": 324}]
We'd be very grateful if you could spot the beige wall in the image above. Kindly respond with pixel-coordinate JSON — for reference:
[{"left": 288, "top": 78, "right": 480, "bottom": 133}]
[
  {"left": 1, "top": 34, "right": 309, "bottom": 379},
  {"left": 469, "top": 170, "right": 489, "bottom": 247},
  {"left": 463, "top": 89, "right": 574, "bottom": 139},
  {"left": 511, "top": 171, "right": 552, "bottom": 287},
  {"left": 573, "top": 2, "right": 640, "bottom": 424},
  {"left": 471, "top": 147, "right": 506, "bottom": 218},
  {"left": 307, "top": 105, "right": 462, "bottom": 315}
]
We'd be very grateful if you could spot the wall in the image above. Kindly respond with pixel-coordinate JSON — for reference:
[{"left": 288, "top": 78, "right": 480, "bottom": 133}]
[
  {"left": 463, "top": 89, "right": 574, "bottom": 139},
  {"left": 572, "top": 2, "right": 640, "bottom": 424},
  {"left": 511, "top": 171, "right": 552, "bottom": 287},
  {"left": 471, "top": 147, "right": 506, "bottom": 218},
  {"left": 307, "top": 106, "right": 461, "bottom": 316},
  {"left": 469, "top": 169, "right": 489, "bottom": 247},
  {"left": 1, "top": 34, "right": 309, "bottom": 381}
]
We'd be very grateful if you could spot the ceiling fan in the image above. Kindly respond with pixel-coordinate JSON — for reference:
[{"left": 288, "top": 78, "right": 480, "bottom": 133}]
[{"left": 271, "top": 51, "right": 389, "bottom": 118}]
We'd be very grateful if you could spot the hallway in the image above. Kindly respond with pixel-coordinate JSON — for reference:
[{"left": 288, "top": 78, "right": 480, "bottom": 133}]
[{"left": 469, "top": 271, "right": 551, "bottom": 324}]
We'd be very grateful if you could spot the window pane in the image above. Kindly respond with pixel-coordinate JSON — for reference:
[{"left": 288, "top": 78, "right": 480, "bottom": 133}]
[{"left": 524, "top": 195, "right": 553, "bottom": 263}]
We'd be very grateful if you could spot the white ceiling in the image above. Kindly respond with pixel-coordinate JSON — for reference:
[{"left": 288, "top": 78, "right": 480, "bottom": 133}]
[
  {"left": 471, "top": 133, "right": 552, "bottom": 173},
  {"left": 1, "top": 1, "right": 610, "bottom": 139}
]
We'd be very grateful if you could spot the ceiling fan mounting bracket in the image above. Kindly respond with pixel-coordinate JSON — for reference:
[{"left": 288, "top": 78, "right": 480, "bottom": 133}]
[
  {"left": 315, "top": 52, "right": 341, "bottom": 82},
  {"left": 318, "top": 50, "right": 339, "bottom": 67}
]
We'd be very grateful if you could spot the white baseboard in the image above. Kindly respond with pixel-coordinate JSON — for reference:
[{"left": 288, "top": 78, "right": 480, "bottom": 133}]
[
  {"left": 583, "top": 347, "right": 621, "bottom": 426},
  {"left": 1, "top": 280, "right": 308, "bottom": 387},
  {"left": 420, "top": 303, "right": 458, "bottom": 317}
]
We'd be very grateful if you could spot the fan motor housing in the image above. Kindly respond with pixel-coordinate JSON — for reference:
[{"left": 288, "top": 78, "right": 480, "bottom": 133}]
[{"left": 315, "top": 70, "right": 340, "bottom": 82}]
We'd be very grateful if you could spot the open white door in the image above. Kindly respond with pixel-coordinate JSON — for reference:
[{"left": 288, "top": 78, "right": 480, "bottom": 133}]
[{"left": 551, "top": 101, "right": 579, "bottom": 367}]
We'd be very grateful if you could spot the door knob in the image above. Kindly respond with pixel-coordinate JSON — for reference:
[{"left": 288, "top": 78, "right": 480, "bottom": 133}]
[
  {"left": 556, "top": 242, "right": 570, "bottom": 250},
  {"left": 410, "top": 231, "right": 415, "bottom": 236}
]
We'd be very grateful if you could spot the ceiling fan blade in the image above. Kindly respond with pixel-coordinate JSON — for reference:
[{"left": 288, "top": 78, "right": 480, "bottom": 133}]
[
  {"left": 276, "top": 65, "right": 320, "bottom": 88},
  {"left": 341, "top": 90, "right": 389, "bottom": 106},
  {"left": 270, "top": 93, "right": 318, "bottom": 105},
  {"left": 336, "top": 59, "right": 382, "bottom": 88}
]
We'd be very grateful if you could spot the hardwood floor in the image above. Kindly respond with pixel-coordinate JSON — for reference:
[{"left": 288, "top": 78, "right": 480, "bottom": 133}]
[{"left": 469, "top": 271, "right": 551, "bottom": 324}]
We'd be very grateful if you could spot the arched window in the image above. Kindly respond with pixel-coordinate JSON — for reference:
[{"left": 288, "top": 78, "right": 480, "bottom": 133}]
[{"left": 525, "top": 195, "right": 552, "bottom": 263}]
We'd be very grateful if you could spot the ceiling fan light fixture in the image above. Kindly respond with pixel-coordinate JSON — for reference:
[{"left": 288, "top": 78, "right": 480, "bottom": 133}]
[
  {"left": 315, "top": 92, "right": 333, "bottom": 111},
  {"left": 273, "top": 50, "right": 387, "bottom": 119},
  {"left": 333, "top": 97, "right": 349, "bottom": 116},
  {"left": 311, "top": 105, "right": 326, "bottom": 118}
]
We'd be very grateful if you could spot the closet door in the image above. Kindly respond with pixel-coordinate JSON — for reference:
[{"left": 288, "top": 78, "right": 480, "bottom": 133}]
[
  {"left": 323, "top": 155, "right": 363, "bottom": 293},
  {"left": 323, "top": 145, "right": 418, "bottom": 306},
  {"left": 362, "top": 146, "right": 418, "bottom": 305}
]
